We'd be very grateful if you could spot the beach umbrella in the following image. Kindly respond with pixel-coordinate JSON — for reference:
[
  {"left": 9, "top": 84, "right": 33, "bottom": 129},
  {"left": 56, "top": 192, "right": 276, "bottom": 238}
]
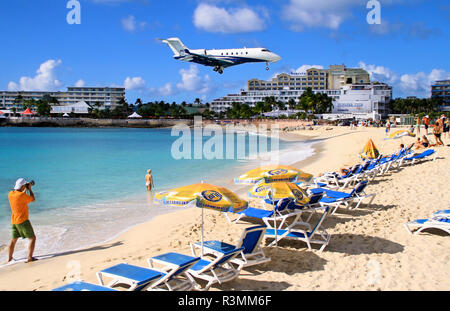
[
  {"left": 128, "top": 112, "right": 142, "bottom": 119},
  {"left": 248, "top": 181, "right": 310, "bottom": 205},
  {"left": 154, "top": 182, "right": 248, "bottom": 255},
  {"left": 234, "top": 165, "right": 314, "bottom": 185},
  {"left": 359, "top": 139, "right": 380, "bottom": 160},
  {"left": 385, "top": 130, "right": 416, "bottom": 140},
  {"left": 21, "top": 108, "right": 34, "bottom": 116}
]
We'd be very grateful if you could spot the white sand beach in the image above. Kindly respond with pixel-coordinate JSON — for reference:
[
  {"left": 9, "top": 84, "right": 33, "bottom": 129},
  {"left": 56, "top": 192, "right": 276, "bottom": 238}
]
[{"left": 0, "top": 126, "right": 449, "bottom": 291}]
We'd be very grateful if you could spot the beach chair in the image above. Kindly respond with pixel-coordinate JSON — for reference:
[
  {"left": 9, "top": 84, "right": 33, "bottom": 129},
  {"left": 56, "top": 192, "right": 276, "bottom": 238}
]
[
  {"left": 404, "top": 217, "right": 450, "bottom": 235},
  {"left": 53, "top": 281, "right": 118, "bottom": 291},
  {"left": 433, "top": 210, "right": 450, "bottom": 217},
  {"left": 265, "top": 206, "right": 331, "bottom": 252},
  {"left": 318, "top": 181, "right": 376, "bottom": 214},
  {"left": 224, "top": 198, "right": 300, "bottom": 229},
  {"left": 191, "top": 225, "right": 271, "bottom": 271},
  {"left": 315, "top": 165, "right": 362, "bottom": 189},
  {"left": 287, "top": 190, "right": 325, "bottom": 223},
  {"left": 186, "top": 246, "right": 245, "bottom": 291},
  {"left": 399, "top": 149, "right": 436, "bottom": 166},
  {"left": 97, "top": 253, "right": 200, "bottom": 291}
]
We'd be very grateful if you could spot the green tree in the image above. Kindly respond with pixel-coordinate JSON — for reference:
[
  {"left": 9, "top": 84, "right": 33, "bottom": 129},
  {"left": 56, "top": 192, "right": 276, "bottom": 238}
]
[{"left": 36, "top": 100, "right": 51, "bottom": 116}]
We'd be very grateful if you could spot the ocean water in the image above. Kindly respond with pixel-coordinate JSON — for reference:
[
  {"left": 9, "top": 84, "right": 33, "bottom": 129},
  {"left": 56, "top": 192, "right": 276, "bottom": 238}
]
[{"left": 0, "top": 127, "right": 315, "bottom": 260}]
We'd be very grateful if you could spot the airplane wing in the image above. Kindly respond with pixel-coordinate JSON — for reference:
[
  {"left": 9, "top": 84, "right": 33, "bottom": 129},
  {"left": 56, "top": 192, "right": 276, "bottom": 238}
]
[{"left": 183, "top": 51, "right": 236, "bottom": 68}]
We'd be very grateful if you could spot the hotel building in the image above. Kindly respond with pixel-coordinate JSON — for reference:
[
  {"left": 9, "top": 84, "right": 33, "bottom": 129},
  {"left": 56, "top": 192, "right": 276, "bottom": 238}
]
[
  {"left": 431, "top": 80, "right": 450, "bottom": 111},
  {"left": 0, "top": 87, "right": 126, "bottom": 109},
  {"left": 211, "top": 64, "right": 391, "bottom": 118}
]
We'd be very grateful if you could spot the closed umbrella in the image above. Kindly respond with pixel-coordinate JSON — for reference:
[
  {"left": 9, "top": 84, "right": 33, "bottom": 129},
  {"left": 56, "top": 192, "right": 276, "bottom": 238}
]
[{"left": 359, "top": 139, "right": 380, "bottom": 160}]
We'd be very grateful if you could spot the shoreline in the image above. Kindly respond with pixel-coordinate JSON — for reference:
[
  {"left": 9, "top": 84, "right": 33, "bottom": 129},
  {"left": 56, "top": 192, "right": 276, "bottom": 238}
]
[
  {"left": 0, "top": 127, "right": 318, "bottom": 264},
  {"left": 1, "top": 126, "right": 448, "bottom": 291}
]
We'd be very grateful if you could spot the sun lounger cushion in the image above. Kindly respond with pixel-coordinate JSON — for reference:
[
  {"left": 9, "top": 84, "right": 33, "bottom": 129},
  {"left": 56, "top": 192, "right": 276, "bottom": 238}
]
[
  {"left": 53, "top": 281, "right": 117, "bottom": 291},
  {"left": 99, "top": 263, "right": 163, "bottom": 286}
]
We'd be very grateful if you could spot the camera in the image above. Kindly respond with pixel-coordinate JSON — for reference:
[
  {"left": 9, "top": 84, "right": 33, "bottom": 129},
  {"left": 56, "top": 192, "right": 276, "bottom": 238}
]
[{"left": 27, "top": 180, "right": 35, "bottom": 187}]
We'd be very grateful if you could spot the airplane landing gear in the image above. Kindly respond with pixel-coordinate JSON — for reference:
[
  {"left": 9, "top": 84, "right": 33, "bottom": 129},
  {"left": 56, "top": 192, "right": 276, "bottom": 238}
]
[
  {"left": 265, "top": 62, "right": 270, "bottom": 71},
  {"left": 214, "top": 66, "right": 224, "bottom": 74}
]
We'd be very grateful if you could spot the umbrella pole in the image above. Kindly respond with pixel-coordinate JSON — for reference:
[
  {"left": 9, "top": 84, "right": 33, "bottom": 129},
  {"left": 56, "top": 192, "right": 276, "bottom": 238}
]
[
  {"left": 201, "top": 206, "right": 204, "bottom": 257},
  {"left": 270, "top": 187, "right": 278, "bottom": 250}
]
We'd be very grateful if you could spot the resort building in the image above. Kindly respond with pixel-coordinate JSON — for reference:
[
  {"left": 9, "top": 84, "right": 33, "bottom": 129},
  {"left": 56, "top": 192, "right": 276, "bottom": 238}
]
[
  {"left": 431, "top": 80, "right": 450, "bottom": 111},
  {"left": 0, "top": 87, "right": 126, "bottom": 109},
  {"left": 247, "top": 65, "right": 370, "bottom": 92},
  {"left": 211, "top": 64, "right": 391, "bottom": 119}
]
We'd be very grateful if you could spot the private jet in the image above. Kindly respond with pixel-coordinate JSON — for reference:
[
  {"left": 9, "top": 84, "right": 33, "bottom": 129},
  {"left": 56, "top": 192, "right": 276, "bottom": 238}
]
[{"left": 161, "top": 37, "right": 281, "bottom": 74}]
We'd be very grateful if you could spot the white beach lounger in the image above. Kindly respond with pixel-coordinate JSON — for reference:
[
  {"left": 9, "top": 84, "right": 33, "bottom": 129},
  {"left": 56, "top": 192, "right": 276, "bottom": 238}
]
[
  {"left": 265, "top": 206, "right": 331, "bottom": 252},
  {"left": 191, "top": 225, "right": 271, "bottom": 271}
]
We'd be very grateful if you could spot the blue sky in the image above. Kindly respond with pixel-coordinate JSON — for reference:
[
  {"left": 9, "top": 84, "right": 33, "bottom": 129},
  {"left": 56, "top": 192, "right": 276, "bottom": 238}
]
[{"left": 0, "top": 0, "right": 449, "bottom": 104}]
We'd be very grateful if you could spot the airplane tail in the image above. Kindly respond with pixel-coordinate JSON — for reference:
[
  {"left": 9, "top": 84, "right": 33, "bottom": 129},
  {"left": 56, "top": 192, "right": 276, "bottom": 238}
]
[{"left": 161, "top": 37, "right": 189, "bottom": 57}]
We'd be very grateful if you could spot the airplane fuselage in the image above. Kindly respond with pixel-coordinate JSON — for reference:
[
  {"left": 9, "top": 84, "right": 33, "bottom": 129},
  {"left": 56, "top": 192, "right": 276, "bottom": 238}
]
[{"left": 162, "top": 38, "right": 281, "bottom": 74}]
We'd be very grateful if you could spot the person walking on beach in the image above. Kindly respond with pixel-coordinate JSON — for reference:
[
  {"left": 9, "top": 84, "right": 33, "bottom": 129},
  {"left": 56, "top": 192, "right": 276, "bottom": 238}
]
[
  {"left": 433, "top": 122, "right": 444, "bottom": 146},
  {"left": 385, "top": 119, "right": 391, "bottom": 134},
  {"left": 441, "top": 114, "right": 449, "bottom": 140},
  {"left": 7, "top": 178, "right": 37, "bottom": 263},
  {"left": 145, "top": 169, "right": 154, "bottom": 191},
  {"left": 422, "top": 115, "right": 430, "bottom": 135},
  {"left": 415, "top": 117, "right": 421, "bottom": 136}
]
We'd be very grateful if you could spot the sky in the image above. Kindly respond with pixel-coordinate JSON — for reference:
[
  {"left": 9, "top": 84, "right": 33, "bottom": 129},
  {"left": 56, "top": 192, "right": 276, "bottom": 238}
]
[{"left": 0, "top": 0, "right": 449, "bottom": 105}]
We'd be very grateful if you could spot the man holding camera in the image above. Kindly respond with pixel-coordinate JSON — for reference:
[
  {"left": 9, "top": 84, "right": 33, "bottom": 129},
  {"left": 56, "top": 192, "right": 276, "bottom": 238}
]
[{"left": 7, "top": 178, "right": 37, "bottom": 263}]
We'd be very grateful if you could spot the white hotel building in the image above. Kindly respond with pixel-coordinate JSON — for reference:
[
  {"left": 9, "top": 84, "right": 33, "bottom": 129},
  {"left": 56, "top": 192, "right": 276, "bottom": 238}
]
[
  {"left": 0, "top": 87, "right": 126, "bottom": 109},
  {"left": 211, "top": 67, "right": 392, "bottom": 119}
]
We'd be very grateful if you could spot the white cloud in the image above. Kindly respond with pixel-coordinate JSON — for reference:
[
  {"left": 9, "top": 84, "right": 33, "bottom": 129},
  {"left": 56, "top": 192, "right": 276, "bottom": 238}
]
[
  {"left": 399, "top": 69, "right": 450, "bottom": 95},
  {"left": 282, "top": 0, "right": 360, "bottom": 31},
  {"left": 358, "top": 61, "right": 398, "bottom": 84},
  {"left": 75, "top": 79, "right": 85, "bottom": 87},
  {"left": 150, "top": 65, "right": 215, "bottom": 97},
  {"left": 156, "top": 83, "right": 174, "bottom": 96},
  {"left": 121, "top": 15, "right": 147, "bottom": 32},
  {"left": 359, "top": 61, "right": 450, "bottom": 97},
  {"left": 124, "top": 76, "right": 146, "bottom": 90},
  {"left": 193, "top": 3, "right": 267, "bottom": 33},
  {"left": 295, "top": 64, "right": 324, "bottom": 73},
  {"left": 177, "top": 65, "right": 212, "bottom": 94},
  {"left": 8, "top": 59, "right": 63, "bottom": 91}
]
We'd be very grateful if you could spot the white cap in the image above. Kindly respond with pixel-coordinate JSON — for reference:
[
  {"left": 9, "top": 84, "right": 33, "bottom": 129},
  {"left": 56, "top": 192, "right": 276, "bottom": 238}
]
[{"left": 14, "top": 178, "right": 28, "bottom": 190}]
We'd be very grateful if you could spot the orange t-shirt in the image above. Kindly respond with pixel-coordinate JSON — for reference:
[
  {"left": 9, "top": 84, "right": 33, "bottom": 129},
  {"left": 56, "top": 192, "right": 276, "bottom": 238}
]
[{"left": 8, "top": 191, "right": 34, "bottom": 225}]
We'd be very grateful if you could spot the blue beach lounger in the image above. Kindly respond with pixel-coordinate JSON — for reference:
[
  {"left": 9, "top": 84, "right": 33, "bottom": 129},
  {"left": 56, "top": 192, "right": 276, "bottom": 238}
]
[
  {"left": 315, "top": 164, "right": 362, "bottom": 189},
  {"left": 147, "top": 252, "right": 202, "bottom": 291},
  {"left": 225, "top": 198, "right": 300, "bottom": 229},
  {"left": 186, "top": 246, "right": 244, "bottom": 291},
  {"left": 318, "top": 181, "right": 376, "bottom": 214},
  {"left": 399, "top": 149, "right": 436, "bottom": 166},
  {"left": 265, "top": 206, "right": 332, "bottom": 252},
  {"left": 53, "top": 281, "right": 118, "bottom": 291},
  {"left": 97, "top": 253, "right": 200, "bottom": 291},
  {"left": 191, "top": 225, "right": 271, "bottom": 270}
]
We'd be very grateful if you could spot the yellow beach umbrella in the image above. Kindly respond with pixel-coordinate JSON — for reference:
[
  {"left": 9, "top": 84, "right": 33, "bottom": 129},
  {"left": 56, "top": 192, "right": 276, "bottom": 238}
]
[
  {"left": 154, "top": 182, "right": 248, "bottom": 255},
  {"left": 386, "top": 130, "right": 416, "bottom": 140},
  {"left": 248, "top": 181, "right": 310, "bottom": 206},
  {"left": 154, "top": 182, "right": 248, "bottom": 213},
  {"left": 359, "top": 139, "right": 380, "bottom": 160},
  {"left": 234, "top": 165, "right": 313, "bottom": 185}
]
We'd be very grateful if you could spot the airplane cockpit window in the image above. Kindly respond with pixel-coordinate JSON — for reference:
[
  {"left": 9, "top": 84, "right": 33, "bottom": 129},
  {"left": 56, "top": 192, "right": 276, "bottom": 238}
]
[{"left": 261, "top": 49, "right": 270, "bottom": 52}]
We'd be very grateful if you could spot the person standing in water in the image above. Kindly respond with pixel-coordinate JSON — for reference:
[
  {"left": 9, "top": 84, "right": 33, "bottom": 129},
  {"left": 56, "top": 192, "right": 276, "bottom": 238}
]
[{"left": 145, "top": 170, "right": 154, "bottom": 191}]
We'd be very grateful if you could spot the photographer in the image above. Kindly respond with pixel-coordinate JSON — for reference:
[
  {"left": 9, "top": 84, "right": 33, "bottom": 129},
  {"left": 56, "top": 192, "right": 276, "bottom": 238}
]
[{"left": 7, "top": 178, "right": 37, "bottom": 263}]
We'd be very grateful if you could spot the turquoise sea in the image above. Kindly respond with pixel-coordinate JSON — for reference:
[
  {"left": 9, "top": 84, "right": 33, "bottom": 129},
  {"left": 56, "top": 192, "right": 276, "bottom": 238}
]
[{"left": 0, "top": 127, "right": 315, "bottom": 260}]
